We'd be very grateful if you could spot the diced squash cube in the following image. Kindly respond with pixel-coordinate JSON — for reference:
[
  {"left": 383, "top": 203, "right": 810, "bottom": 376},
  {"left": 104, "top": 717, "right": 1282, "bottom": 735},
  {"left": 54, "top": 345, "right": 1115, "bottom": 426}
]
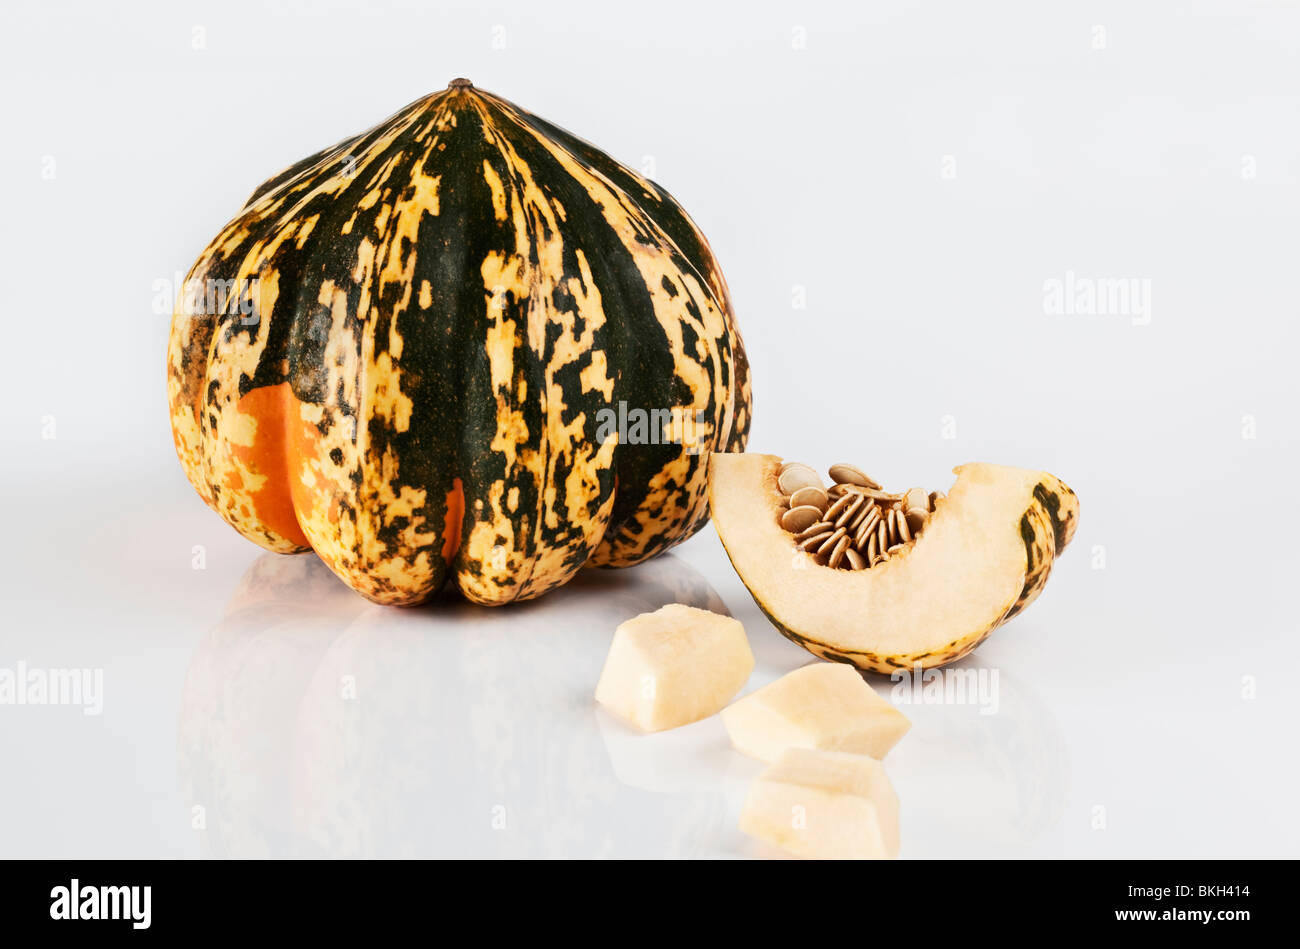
[
  {"left": 721, "top": 662, "right": 910, "bottom": 763},
  {"left": 739, "top": 748, "right": 900, "bottom": 859},
  {"left": 595, "top": 604, "right": 754, "bottom": 732}
]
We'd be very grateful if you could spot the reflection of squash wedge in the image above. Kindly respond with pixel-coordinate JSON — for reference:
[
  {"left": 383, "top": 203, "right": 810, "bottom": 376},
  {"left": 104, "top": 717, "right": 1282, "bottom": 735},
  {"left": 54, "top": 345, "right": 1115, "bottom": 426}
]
[{"left": 708, "top": 454, "right": 1078, "bottom": 673}]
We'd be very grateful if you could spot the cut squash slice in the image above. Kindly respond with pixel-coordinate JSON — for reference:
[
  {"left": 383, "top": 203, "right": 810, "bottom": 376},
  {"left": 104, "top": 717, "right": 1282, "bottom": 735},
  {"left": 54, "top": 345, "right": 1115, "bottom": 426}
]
[
  {"left": 708, "top": 453, "right": 1078, "bottom": 673},
  {"left": 723, "top": 662, "right": 910, "bottom": 762}
]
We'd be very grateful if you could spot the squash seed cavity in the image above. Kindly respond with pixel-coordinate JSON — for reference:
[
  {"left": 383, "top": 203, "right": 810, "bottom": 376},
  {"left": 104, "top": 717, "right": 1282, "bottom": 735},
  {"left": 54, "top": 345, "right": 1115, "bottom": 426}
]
[{"left": 775, "top": 462, "right": 938, "bottom": 571}]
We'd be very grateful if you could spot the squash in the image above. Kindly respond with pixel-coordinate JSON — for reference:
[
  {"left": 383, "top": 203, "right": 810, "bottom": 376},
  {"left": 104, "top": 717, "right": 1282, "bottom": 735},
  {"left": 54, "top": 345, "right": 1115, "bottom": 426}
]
[
  {"left": 721, "top": 662, "right": 910, "bottom": 762},
  {"left": 708, "top": 454, "right": 1078, "bottom": 672},
  {"left": 594, "top": 604, "right": 754, "bottom": 731},
  {"left": 167, "top": 79, "right": 752, "bottom": 605}
]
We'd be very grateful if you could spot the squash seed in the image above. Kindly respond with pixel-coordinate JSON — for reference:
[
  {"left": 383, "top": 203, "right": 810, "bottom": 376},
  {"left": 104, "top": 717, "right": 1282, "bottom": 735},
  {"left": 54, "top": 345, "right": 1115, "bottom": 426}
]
[
  {"left": 833, "top": 494, "right": 865, "bottom": 529},
  {"left": 826, "top": 534, "right": 851, "bottom": 568},
  {"left": 846, "top": 498, "right": 875, "bottom": 531},
  {"left": 815, "top": 527, "right": 847, "bottom": 555},
  {"left": 854, "top": 509, "right": 881, "bottom": 548},
  {"left": 789, "top": 486, "right": 829, "bottom": 511},
  {"left": 828, "top": 463, "right": 881, "bottom": 489},
  {"left": 794, "top": 520, "right": 834, "bottom": 540},
  {"left": 778, "top": 463, "right": 822, "bottom": 495},
  {"left": 797, "top": 530, "right": 833, "bottom": 552},
  {"left": 823, "top": 493, "right": 856, "bottom": 523},
  {"left": 894, "top": 509, "right": 906, "bottom": 545},
  {"left": 840, "top": 484, "right": 903, "bottom": 502},
  {"left": 774, "top": 459, "right": 937, "bottom": 573},
  {"left": 781, "top": 505, "right": 824, "bottom": 533}
]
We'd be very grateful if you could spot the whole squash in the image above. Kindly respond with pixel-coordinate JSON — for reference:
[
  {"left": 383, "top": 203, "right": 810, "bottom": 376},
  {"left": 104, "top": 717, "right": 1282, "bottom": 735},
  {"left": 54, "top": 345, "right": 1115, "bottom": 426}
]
[{"left": 168, "top": 80, "right": 752, "bottom": 605}]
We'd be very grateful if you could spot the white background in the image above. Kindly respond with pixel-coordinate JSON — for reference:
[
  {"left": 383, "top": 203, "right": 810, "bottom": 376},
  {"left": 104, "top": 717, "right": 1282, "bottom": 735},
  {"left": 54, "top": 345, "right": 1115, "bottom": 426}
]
[{"left": 1, "top": 0, "right": 1297, "bottom": 857}]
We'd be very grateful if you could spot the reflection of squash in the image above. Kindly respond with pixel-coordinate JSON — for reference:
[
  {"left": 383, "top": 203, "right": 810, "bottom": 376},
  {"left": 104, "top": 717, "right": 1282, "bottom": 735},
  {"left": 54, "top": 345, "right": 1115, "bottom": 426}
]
[
  {"left": 176, "top": 556, "right": 365, "bottom": 857},
  {"left": 290, "top": 555, "right": 734, "bottom": 857},
  {"left": 178, "top": 551, "right": 733, "bottom": 857},
  {"left": 167, "top": 79, "right": 752, "bottom": 607}
]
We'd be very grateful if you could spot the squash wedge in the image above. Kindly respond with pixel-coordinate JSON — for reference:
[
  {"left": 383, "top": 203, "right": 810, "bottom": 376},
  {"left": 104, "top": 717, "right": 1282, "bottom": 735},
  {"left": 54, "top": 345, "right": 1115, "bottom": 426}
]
[{"left": 708, "top": 453, "right": 1078, "bottom": 672}]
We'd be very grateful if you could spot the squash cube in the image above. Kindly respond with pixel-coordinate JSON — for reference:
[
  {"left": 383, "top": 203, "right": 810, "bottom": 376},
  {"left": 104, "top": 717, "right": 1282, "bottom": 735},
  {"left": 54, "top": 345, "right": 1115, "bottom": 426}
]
[
  {"left": 595, "top": 604, "right": 753, "bottom": 732},
  {"left": 722, "top": 662, "right": 910, "bottom": 762}
]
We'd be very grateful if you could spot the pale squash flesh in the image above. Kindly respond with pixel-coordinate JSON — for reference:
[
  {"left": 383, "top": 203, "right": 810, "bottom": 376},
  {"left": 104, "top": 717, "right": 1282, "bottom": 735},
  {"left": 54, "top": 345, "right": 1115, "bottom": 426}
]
[
  {"left": 595, "top": 604, "right": 754, "bottom": 732},
  {"left": 722, "top": 662, "right": 910, "bottom": 762}
]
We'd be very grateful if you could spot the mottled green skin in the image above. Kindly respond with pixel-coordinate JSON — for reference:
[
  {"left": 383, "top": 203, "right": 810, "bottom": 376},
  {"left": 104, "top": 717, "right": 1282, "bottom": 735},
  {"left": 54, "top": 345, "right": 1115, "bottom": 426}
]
[{"left": 1004, "top": 476, "right": 1079, "bottom": 621}]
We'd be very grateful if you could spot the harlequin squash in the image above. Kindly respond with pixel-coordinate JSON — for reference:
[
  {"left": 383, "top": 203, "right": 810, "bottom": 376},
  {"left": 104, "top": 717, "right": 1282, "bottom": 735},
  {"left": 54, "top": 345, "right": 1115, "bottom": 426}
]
[{"left": 168, "top": 80, "right": 752, "bottom": 606}]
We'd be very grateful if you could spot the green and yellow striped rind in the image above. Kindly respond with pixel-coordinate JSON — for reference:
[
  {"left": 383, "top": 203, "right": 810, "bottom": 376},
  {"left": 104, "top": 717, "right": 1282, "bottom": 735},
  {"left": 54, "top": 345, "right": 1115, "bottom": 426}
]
[
  {"left": 167, "top": 81, "right": 751, "bottom": 606},
  {"left": 1004, "top": 475, "right": 1079, "bottom": 621}
]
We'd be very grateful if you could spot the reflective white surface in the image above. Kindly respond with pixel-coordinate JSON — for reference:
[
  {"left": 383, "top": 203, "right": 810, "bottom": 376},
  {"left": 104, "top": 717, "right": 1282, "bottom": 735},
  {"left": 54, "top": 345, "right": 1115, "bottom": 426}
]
[
  {"left": 2, "top": 0, "right": 1298, "bottom": 858},
  {"left": 1, "top": 472, "right": 1295, "bottom": 858}
]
